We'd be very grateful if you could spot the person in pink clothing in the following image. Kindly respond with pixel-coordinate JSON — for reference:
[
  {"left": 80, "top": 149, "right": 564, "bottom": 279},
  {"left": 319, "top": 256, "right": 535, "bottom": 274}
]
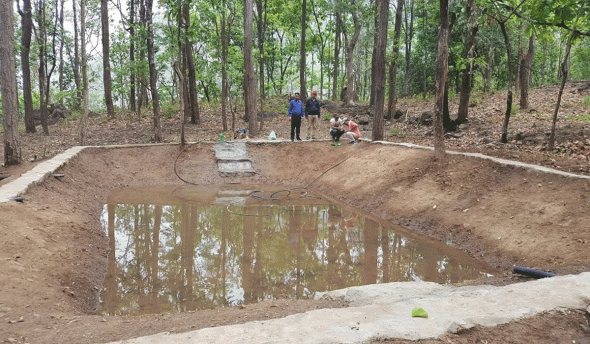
[{"left": 343, "top": 118, "right": 360, "bottom": 145}]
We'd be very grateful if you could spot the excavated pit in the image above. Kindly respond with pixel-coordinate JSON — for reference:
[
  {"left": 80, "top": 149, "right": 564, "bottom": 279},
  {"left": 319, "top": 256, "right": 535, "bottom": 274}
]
[{"left": 100, "top": 184, "right": 497, "bottom": 316}]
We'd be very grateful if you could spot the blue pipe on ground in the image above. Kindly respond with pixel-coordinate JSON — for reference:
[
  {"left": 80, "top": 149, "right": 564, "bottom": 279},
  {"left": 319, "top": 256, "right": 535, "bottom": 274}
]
[{"left": 513, "top": 266, "right": 556, "bottom": 279}]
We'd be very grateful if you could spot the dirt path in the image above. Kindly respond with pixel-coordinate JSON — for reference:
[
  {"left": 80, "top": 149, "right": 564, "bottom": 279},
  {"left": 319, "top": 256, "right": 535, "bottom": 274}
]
[{"left": 1, "top": 141, "right": 589, "bottom": 343}]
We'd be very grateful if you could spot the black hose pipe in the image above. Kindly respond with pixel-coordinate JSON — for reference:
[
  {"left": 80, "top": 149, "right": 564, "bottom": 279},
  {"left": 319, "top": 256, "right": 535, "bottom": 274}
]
[{"left": 513, "top": 266, "right": 556, "bottom": 279}]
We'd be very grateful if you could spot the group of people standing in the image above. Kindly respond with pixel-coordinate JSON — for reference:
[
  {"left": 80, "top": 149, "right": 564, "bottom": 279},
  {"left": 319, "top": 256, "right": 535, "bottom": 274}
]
[{"left": 287, "top": 91, "right": 360, "bottom": 145}]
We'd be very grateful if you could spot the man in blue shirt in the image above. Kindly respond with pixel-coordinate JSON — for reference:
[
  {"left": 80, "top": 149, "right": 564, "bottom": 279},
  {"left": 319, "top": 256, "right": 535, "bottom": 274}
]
[{"left": 288, "top": 92, "right": 303, "bottom": 141}]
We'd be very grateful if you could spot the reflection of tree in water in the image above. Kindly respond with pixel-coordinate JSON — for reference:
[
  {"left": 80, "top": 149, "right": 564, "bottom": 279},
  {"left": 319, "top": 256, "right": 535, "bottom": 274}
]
[{"left": 101, "top": 199, "right": 494, "bottom": 316}]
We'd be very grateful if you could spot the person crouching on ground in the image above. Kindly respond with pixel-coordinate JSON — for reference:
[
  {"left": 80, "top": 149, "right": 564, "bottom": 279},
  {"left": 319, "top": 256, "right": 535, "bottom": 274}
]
[
  {"left": 288, "top": 92, "right": 304, "bottom": 141},
  {"left": 305, "top": 90, "right": 321, "bottom": 139},
  {"left": 343, "top": 118, "right": 360, "bottom": 145},
  {"left": 329, "top": 115, "right": 344, "bottom": 141}
]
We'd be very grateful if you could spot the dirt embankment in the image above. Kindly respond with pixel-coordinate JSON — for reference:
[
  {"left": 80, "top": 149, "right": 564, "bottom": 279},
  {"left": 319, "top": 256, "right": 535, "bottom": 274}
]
[{"left": 1, "top": 142, "right": 589, "bottom": 343}]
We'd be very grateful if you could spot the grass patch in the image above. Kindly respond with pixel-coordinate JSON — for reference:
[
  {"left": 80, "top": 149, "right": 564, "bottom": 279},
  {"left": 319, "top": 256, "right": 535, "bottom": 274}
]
[
  {"left": 264, "top": 96, "right": 288, "bottom": 116},
  {"left": 390, "top": 127, "right": 406, "bottom": 137},
  {"left": 322, "top": 112, "right": 333, "bottom": 121},
  {"left": 161, "top": 103, "right": 180, "bottom": 119},
  {"left": 567, "top": 113, "right": 590, "bottom": 122},
  {"left": 583, "top": 96, "right": 590, "bottom": 107}
]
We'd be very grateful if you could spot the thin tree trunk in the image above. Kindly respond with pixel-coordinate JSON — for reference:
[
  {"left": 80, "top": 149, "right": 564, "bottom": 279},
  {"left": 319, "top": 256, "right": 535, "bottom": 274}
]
[
  {"left": 146, "top": 0, "right": 162, "bottom": 142},
  {"left": 433, "top": 0, "right": 449, "bottom": 159},
  {"left": 422, "top": 7, "right": 427, "bottom": 98},
  {"left": 80, "top": 0, "right": 89, "bottom": 145},
  {"left": 541, "top": 42, "right": 547, "bottom": 85},
  {"left": 300, "top": 0, "right": 307, "bottom": 103},
  {"left": 386, "top": 0, "right": 404, "bottom": 120},
  {"left": 19, "top": 0, "right": 35, "bottom": 133},
  {"left": 1, "top": 0, "right": 22, "bottom": 165},
  {"left": 371, "top": 0, "right": 389, "bottom": 141},
  {"left": 256, "top": 0, "right": 266, "bottom": 132},
  {"left": 101, "top": 0, "right": 115, "bottom": 119},
  {"left": 58, "top": 0, "right": 64, "bottom": 99},
  {"left": 332, "top": 11, "right": 341, "bottom": 101},
  {"left": 36, "top": 0, "right": 49, "bottom": 135},
  {"left": 137, "top": 0, "right": 147, "bottom": 118},
  {"left": 183, "top": 4, "right": 199, "bottom": 125},
  {"left": 499, "top": 21, "right": 514, "bottom": 143},
  {"left": 403, "top": 0, "right": 413, "bottom": 95},
  {"left": 548, "top": 34, "right": 574, "bottom": 151},
  {"left": 220, "top": 6, "right": 229, "bottom": 131},
  {"left": 244, "top": 0, "right": 258, "bottom": 137},
  {"left": 344, "top": 9, "right": 360, "bottom": 105},
  {"left": 456, "top": 0, "right": 478, "bottom": 123},
  {"left": 176, "top": 11, "right": 187, "bottom": 147},
  {"left": 369, "top": 12, "right": 378, "bottom": 107},
  {"left": 129, "top": 0, "right": 136, "bottom": 112},
  {"left": 442, "top": 80, "right": 450, "bottom": 128},
  {"left": 72, "top": 0, "right": 81, "bottom": 109},
  {"left": 483, "top": 48, "right": 493, "bottom": 92},
  {"left": 519, "top": 35, "right": 535, "bottom": 109}
]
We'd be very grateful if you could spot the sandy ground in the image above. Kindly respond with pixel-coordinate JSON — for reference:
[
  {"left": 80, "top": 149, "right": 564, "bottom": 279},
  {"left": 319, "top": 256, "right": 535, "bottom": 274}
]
[{"left": 1, "top": 141, "right": 590, "bottom": 343}]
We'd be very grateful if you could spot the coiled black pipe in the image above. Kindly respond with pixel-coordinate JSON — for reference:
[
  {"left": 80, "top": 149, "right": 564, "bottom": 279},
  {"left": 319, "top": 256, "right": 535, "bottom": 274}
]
[{"left": 513, "top": 266, "right": 556, "bottom": 279}]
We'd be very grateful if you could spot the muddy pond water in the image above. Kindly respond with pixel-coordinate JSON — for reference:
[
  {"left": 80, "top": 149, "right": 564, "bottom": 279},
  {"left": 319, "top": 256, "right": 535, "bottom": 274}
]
[{"left": 100, "top": 185, "right": 497, "bottom": 316}]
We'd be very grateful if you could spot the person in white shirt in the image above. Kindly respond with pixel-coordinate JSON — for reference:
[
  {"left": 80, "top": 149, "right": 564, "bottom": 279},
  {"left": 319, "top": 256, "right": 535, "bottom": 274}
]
[{"left": 329, "top": 115, "right": 345, "bottom": 141}]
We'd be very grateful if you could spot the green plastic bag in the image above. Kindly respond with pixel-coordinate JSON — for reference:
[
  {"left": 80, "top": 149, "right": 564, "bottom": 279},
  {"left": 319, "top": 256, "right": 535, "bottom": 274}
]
[{"left": 411, "top": 307, "right": 428, "bottom": 318}]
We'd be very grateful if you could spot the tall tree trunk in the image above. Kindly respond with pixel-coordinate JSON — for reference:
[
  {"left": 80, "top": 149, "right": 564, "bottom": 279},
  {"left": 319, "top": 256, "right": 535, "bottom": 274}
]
[
  {"left": 220, "top": 7, "right": 229, "bottom": 131},
  {"left": 386, "top": 0, "right": 404, "bottom": 120},
  {"left": 371, "top": 0, "right": 389, "bottom": 141},
  {"left": 183, "top": 4, "right": 199, "bottom": 125},
  {"left": 36, "top": 0, "right": 49, "bottom": 135},
  {"left": 72, "top": 0, "right": 81, "bottom": 109},
  {"left": 244, "top": 0, "right": 258, "bottom": 137},
  {"left": 80, "top": 0, "right": 89, "bottom": 145},
  {"left": 421, "top": 7, "right": 427, "bottom": 98},
  {"left": 541, "top": 41, "right": 547, "bottom": 85},
  {"left": 299, "top": 0, "right": 307, "bottom": 103},
  {"left": 58, "top": 0, "right": 64, "bottom": 99},
  {"left": 146, "top": 0, "right": 162, "bottom": 142},
  {"left": 499, "top": 21, "right": 514, "bottom": 143},
  {"left": 177, "top": 8, "right": 189, "bottom": 143},
  {"left": 311, "top": 1, "right": 326, "bottom": 100},
  {"left": 483, "top": 48, "right": 493, "bottom": 92},
  {"left": 369, "top": 12, "right": 378, "bottom": 107},
  {"left": 332, "top": 11, "right": 341, "bottom": 101},
  {"left": 519, "top": 35, "right": 535, "bottom": 109},
  {"left": 344, "top": 9, "right": 361, "bottom": 105},
  {"left": 256, "top": 0, "right": 266, "bottom": 131},
  {"left": 101, "top": 0, "right": 115, "bottom": 119},
  {"left": 548, "top": 34, "right": 574, "bottom": 151},
  {"left": 129, "top": 0, "right": 136, "bottom": 112},
  {"left": 456, "top": 0, "right": 478, "bottom": 123},
  {"left": 19, "top": 0, "right": 35, "bottom": 133},
  {"left": 403, "top": 0, "right": 413, "bottom": 95},
  {"left": 1, "top": 0, "right": 22, "bottom": 165},
  {"left": 137, "top": 0, "right": 147, "bottom": 118},
  {"left": 433, "top": 0, "right": 449, "bottom": 159}
]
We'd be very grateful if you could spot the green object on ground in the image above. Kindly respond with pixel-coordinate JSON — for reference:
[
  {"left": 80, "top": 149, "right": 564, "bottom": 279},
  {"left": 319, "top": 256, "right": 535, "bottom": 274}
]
[
  {"left": 331, "top": 142, "right": 342, "bottom": 146},
  {"left": 411, "top": 307, "right": 428, "bottom": 318}
]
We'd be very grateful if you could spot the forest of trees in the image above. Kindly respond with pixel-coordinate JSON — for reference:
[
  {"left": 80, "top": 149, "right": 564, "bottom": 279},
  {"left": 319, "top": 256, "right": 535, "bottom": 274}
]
[{"left": 1, "top": 0, "right": 590, "bottom": 163}]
